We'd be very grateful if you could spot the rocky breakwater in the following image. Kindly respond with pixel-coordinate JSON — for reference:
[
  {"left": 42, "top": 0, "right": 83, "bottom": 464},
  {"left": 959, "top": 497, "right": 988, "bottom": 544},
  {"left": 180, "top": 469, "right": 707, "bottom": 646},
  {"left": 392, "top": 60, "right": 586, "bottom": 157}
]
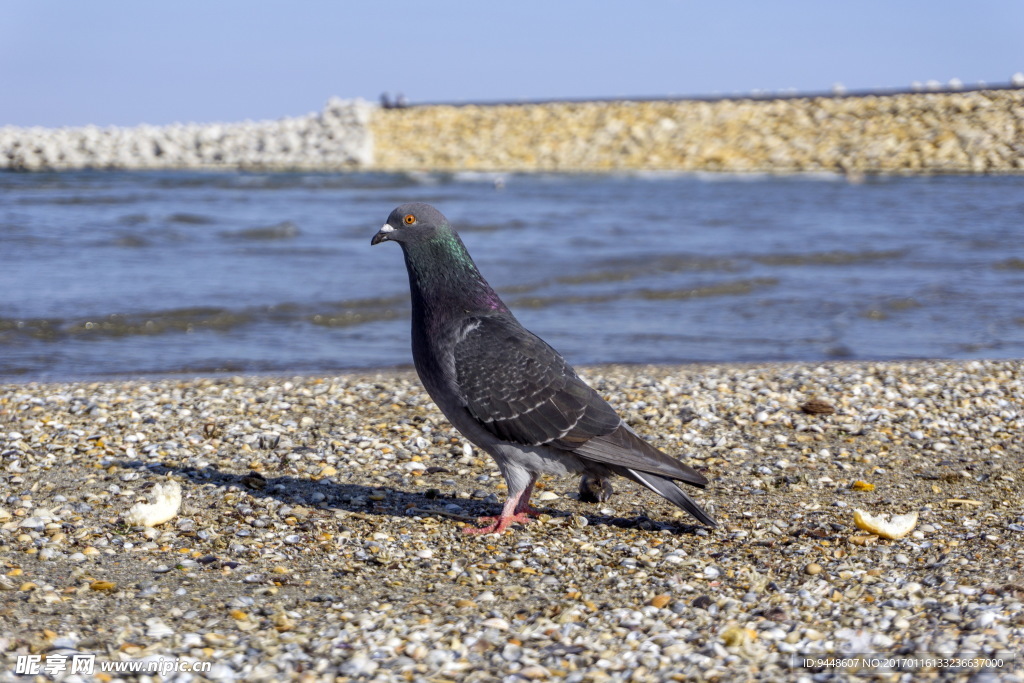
[
  {"left": 371, "top": 88, "right": 1024, "bottom": 174},
  {"left": 4, "top": 89, "right": 1024, "bottom": 173},
  {"left": 0, "top": 97, "right": 373, "bottom": 171}
]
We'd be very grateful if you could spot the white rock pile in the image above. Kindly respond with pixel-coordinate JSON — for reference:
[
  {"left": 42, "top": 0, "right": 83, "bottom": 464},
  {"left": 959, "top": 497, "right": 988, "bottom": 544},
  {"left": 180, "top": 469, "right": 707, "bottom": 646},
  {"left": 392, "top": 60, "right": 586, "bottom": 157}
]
[{"left": 0, "top": 97, "right": 374, "bottom": 171}]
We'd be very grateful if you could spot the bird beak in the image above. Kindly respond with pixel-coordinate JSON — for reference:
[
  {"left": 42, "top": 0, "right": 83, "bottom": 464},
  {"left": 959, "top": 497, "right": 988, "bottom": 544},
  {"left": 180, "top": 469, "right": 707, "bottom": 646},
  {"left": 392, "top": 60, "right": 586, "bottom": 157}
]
[{"left": 370, "top": 224, "right": 395, "bottom": 246}]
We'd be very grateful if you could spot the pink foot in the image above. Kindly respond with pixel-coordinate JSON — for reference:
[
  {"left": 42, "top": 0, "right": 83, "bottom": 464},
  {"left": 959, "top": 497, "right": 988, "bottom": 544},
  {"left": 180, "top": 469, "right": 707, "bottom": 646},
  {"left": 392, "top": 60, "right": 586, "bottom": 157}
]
[
  {"left": 463, "top": 511, "right": 534, "bottom": 535},
  {"left": 463, "top": 477, "right": 540, "bottom": 535}
]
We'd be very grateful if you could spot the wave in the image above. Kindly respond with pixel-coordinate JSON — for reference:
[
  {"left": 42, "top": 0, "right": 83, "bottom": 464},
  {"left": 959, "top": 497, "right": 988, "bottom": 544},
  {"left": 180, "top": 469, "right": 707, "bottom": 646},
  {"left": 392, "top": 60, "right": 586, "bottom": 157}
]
[
  {"left": 753, "top": 249, "right": 908, "bottom": 266},
  {"left": 0, "top": 294, "right": 410, "bottom": 344},
  {"left": 510, "top": 277, "right": 777, "bottom": 309},
  {"left": 220, "top": 221, "right": 300, "bottom": 240}
]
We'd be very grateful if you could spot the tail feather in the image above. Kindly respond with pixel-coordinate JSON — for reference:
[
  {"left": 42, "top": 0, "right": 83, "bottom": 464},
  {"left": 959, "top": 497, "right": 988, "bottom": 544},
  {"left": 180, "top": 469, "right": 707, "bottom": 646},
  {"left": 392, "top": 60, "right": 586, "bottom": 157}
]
[
  {"left": 572, "top": 424, "right": 708, "bottom": 487},
  {"left": 613, "top": 466, "right": 717, "bottom": 527}
]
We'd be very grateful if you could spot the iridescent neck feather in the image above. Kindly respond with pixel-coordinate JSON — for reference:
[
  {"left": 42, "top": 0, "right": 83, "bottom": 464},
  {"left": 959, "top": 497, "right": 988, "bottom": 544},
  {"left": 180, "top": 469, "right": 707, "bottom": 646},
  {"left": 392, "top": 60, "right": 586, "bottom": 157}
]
[{"left": 402, "top": 228, "right": 508, "bottom": 318}]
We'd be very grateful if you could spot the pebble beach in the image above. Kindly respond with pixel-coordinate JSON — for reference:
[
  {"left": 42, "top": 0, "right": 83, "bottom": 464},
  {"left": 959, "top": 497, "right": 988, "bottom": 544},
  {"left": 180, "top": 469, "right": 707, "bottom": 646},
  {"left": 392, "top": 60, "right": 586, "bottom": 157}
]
[{"left": 2, "top": 360, "right": 1022, "bottom": 681}]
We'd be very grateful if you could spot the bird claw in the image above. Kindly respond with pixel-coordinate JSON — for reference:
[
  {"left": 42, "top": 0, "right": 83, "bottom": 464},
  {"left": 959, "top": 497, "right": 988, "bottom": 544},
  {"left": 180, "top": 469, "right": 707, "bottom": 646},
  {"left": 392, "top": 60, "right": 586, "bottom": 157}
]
[{"left": 463, "top": 511, "right": 535, "bottom": 535}]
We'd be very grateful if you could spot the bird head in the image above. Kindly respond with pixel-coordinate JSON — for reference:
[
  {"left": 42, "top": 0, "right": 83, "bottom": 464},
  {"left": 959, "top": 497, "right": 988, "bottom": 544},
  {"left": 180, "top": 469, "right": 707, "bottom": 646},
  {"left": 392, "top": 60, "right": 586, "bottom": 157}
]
[{"left": 371, "top": 203, "right": 450, "bottom": 246}]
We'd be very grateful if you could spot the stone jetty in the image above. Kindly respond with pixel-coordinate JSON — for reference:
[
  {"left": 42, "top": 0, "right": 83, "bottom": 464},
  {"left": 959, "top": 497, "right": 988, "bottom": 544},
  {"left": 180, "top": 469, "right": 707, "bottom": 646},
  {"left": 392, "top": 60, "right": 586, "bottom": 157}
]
[{"left": 3, "top": 89, "right": 1023, "bottom": 174}]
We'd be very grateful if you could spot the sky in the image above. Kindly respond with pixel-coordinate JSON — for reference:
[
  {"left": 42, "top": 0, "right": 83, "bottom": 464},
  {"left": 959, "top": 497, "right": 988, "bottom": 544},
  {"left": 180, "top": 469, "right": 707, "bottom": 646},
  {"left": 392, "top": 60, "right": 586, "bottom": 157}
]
[{"left": 2, "top": 1, "right": 1023, "bottom": 128}]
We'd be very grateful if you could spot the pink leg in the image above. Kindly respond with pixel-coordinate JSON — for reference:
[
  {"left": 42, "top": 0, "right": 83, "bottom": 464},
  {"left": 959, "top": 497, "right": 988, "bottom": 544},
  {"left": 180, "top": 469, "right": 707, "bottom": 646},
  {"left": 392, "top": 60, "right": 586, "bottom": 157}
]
[{"left": 464, "top": 478, "right": 539, "bottom": 535}]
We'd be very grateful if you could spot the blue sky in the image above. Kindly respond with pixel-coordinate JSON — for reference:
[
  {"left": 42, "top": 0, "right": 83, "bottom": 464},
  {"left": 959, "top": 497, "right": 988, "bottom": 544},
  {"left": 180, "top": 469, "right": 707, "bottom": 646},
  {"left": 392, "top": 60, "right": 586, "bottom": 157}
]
[{"left": 3, "top": 1, "right": 1022, "bottom": 128}]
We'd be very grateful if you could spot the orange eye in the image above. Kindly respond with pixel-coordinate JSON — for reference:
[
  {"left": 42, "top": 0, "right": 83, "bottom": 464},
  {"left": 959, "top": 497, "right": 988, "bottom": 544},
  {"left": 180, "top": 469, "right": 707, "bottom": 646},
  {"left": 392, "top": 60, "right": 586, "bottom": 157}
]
[{"left": 403, "top": 214, "right": 415, "bottom": 225}]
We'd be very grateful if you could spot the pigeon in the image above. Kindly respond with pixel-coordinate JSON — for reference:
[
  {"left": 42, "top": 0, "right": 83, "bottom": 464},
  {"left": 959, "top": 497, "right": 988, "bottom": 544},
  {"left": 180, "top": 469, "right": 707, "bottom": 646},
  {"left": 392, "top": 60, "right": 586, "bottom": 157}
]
[{"left": 372, "top": 203, "right": 716, "bottom": 534}]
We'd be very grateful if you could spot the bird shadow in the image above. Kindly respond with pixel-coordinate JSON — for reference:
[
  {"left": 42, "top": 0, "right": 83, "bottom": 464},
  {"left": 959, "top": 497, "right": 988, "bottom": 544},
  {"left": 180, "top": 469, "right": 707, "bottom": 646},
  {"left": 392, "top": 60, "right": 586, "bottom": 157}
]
[{"left": 116, "top": 458, "right": 707, "bottom": 535}]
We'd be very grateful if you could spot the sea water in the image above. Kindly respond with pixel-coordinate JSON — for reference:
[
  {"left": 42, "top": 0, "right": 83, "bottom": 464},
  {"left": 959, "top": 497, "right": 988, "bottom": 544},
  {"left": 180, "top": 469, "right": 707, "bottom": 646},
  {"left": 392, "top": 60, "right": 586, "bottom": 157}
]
[{"left": 1, "top": 170, "right": 1022, "bottom": 381}]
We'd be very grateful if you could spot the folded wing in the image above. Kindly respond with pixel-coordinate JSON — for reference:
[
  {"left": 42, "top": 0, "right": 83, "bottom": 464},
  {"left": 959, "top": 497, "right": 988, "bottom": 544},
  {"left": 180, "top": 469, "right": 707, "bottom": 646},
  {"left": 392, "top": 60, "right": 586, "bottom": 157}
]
[{"left": 452, "top": 315, "right": 711, "bottom": 495}]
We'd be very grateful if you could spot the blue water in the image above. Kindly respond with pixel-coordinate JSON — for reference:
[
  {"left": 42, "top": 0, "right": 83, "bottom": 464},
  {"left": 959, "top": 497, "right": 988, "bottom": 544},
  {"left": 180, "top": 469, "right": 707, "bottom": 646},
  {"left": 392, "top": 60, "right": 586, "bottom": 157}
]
[{"left": 1, "top": 170, "right": 1023, "bottom": 381}]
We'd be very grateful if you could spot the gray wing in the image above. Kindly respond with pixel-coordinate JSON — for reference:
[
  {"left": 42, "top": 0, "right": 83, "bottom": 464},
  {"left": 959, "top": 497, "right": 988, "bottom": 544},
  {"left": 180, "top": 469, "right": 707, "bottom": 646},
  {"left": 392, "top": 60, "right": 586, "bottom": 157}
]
[
  {"left": 451, "top": 316, "right": 708, "bottom": 487},
  {"left": 452, "top": 315, "right": 620, "bottom": 448}
]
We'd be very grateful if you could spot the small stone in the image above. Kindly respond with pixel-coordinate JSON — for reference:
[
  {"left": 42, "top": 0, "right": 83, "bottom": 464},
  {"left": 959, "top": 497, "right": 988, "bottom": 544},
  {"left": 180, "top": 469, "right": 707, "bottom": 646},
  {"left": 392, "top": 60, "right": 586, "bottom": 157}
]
[
  {"left": 18, "top": 517, "right": 46, "bottom": 530},
  {"left": 649, "top": 594, "right": 672, "bottom": 608},
  {"left": 481, "top": 617, "right": 509, "bottom": 630},
  {"left": 339, "top": 654, "right": 379, "bottom": 676},
  {"left": 804, "top": 563, "right": 823, "bottom": 575},
  {"left": 241, "top": 472, "right": 267, "bottom": 490},
  {"left": 203, "top": 633, "right": 227, "bottom": 647},
  {"left": 692, "top": 595, "right": 714, "bottom": 610},
  {"left": 519, "top": 665, "right": 551, "bottom": 680},
  {"left": 721, "top": 624, "right": 757, "bottom": 647},
  {"left": 972, "top": 611, "right": 996, "bottom": 629},
  {"left": 502, "top": 643, "right": 523, "bottom": 662},
  {"left": 145, "top": 619, "right": 175, "bottom": 638},
  {"left": 800, "top": 398, "right": 836, "bottom": 415}
]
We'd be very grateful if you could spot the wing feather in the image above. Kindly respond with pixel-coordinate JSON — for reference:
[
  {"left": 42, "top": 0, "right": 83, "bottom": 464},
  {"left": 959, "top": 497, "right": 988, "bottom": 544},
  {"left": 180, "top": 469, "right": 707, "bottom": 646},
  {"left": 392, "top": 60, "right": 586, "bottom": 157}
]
[{"left": 452, "top": 316, "right": 618, "bottom": 447}]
